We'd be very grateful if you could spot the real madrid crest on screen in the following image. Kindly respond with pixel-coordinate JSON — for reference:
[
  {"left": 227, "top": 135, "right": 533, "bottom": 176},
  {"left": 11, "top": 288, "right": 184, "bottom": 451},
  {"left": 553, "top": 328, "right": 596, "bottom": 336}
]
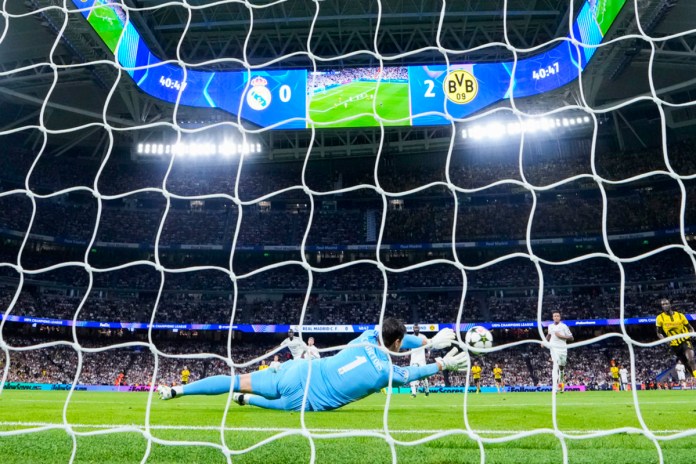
[{"left": 246, "top": 76, "right": 272, "bottom": 111}]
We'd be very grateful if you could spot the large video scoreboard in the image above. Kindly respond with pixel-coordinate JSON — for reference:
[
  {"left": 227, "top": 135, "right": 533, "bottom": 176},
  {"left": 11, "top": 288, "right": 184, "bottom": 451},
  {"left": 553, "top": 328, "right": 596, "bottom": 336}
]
[{"left": 70, "top": 0, "right": 626, "bottom": 129}]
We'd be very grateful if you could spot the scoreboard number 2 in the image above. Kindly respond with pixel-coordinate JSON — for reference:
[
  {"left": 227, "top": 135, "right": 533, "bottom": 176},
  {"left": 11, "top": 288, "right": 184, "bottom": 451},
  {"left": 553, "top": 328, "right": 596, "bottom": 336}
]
[{"left": 443, "top": 70, "right": 478, "bottom": 104}]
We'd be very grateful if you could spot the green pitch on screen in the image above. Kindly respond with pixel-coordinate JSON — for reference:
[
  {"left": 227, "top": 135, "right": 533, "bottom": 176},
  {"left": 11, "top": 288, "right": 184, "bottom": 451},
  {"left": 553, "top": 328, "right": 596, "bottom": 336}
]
[
  {"left": 309, "top": 82, "right": 410, "bottom": 128},
  {"left": 87, "top": 3, "right": 125, "bottom": 54},
  {"left": 596, "top": 0, "right": 627, "bottom": 35}
]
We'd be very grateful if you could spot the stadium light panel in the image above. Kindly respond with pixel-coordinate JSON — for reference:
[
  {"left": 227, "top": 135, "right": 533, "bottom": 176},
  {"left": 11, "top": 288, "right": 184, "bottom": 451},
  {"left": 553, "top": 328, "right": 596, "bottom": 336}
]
[
  {"left": 134, "top": 138, "right": 261, "bottom": 157},
  {"left": 488, "top": 123, "right": 505, "bottom": 138},
  {"left": 523, "top": 120, "right": 538, "bottom": 133},
  {"left": 220, "top": 142, "right": 233, "bottom": 156},
  {"left": 455, "top": 116, "right": 575, "bottom": 138},
  {"left": 469, "top": 125, "right": 484, "bottom": 139}
]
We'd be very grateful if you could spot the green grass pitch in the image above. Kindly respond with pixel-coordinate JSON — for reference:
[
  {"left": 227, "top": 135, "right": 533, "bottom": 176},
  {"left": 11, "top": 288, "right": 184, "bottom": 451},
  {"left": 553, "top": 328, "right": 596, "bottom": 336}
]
[
  {"left": 2, "top": 390, "right": 695, "bottom": 463},
  {"left": 308, "top": 82, "right": 410, "bottom": 128}
]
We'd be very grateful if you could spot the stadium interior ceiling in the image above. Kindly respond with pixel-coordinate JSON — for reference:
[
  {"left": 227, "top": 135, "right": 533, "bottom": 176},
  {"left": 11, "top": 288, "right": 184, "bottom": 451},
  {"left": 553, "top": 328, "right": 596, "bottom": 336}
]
[{"left": 0, "top": 0, "right": 695, "bottom": 161}]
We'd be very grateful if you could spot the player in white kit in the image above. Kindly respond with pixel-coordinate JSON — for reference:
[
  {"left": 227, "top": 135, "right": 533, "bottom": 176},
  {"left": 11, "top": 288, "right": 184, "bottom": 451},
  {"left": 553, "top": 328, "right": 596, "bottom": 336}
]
[
  {"left": 546, "top": 311, "right": 573, "bottom": 393},
  {"left": 409, "top": 325, "right": 430, "bottom": 398},
  {"left": 280, "top": 328, "right": 308, "bottom": 360},
  {"left": 302, "top": 337, "right": 321, "bottom": 360},
  {"left": 269, "top": 354, "right": 282, "bottom": 371},
  {"left": 619, "top": 366, "right": 629, "bottom": 391},
  {"left": 676, "top": 360, "right": 687, "bottom": 388}
]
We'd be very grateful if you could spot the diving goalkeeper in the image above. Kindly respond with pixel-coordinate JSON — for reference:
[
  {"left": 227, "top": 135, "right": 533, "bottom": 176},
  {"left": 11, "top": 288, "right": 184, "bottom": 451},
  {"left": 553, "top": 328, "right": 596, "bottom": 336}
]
[{"left": 157, "top": 318, "right": 465, "bottom": 411}]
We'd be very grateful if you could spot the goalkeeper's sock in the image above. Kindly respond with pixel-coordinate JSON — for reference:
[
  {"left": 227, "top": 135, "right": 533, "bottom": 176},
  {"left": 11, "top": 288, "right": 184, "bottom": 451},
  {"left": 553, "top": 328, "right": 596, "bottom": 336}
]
[{"left": 182, "top": 375, "right": 238, "bottom": 396}]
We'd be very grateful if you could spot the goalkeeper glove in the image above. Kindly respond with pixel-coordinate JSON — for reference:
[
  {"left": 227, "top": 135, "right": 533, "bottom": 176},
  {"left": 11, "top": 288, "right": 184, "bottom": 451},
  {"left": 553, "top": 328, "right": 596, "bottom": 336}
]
[
  {"left": 428, "top": 327, "right": 455, "bottom": 350},
  {"left": 436, "top": 347, "right": 468, "bottom": 371}
]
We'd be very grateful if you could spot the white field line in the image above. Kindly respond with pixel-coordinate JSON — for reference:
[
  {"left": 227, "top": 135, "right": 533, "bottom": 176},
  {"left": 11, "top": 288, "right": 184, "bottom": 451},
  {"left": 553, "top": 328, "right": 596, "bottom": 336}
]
[
  {"left": 309, "top": 84, "right": 378, "bottom": 113},
  {"left": 308, "top": 88, "right": 343, "bottom": 103},
  {"left": 309, "top": 93, "right": 375, "bottom": 114},
  {"left": 0, "top": 421, "right": 691, "bottom": 435},
  {"left": 309, "top": 82, "right": 375, "bottom": 103}
]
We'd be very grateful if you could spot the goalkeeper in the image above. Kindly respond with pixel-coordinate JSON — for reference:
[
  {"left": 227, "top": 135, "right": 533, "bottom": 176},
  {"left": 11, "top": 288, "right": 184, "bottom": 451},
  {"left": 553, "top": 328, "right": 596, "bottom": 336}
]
[{"left": 157, "top": 318, "right": 465, "bottom": 411}]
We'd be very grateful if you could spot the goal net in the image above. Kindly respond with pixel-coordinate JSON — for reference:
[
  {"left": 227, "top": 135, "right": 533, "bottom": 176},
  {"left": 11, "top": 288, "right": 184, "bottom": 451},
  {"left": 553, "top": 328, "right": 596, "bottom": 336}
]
[{"left": 1, "top": 0, "right": 696, "bottom": 462}]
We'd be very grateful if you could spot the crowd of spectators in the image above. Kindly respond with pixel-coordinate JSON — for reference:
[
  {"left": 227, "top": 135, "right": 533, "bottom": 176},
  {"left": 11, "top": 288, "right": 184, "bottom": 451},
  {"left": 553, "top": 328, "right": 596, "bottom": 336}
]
[
  {"left": 4, "top": 281, "right": 696, "bottom": 329},
  {"left": 309, "top": 67, "right": 408, "bottom": 93},
  {"left": 1, "top": 140, "right": 696, "bottom": 257},
  {"left": 0, "top": 187, "right": 691, "bottom": 249},
  {"left": 1, "top": 243, "right": 695, "bottom": 327},
  {"left": 2, "top": 334, "right": 278, "bottom": 386}
]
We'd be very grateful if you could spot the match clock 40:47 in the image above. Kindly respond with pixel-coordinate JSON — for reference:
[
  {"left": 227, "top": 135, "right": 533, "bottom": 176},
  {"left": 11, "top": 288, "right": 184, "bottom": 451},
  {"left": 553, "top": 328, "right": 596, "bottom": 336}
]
[{"left": 532, "top": 62, "right": 560, "bottom": 80}]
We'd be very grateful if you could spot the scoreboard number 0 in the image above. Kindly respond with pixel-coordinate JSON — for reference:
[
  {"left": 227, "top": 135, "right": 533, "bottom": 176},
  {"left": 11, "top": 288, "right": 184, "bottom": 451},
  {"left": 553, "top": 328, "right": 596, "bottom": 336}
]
[
  {"left": 443, "top": 70, "right": 478, "bottom": 104},
  {"left": 279, "top": 85, "right": 292, "bottom": 103}
]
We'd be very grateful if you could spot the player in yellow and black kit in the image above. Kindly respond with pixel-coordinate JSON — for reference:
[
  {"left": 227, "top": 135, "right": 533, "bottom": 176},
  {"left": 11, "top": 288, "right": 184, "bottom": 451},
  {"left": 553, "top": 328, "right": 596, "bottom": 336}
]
[
  {"left": 656, "top": 298, "right": 696, "bottom": 378},
  {"left": 493, "top": 364, "right": 503, "bottom": 394},
  {"left": 181, "top": 367, "right": 191, "bottom": 385},
  {"left": 610, "top": 360, "right": 620, "bottom": 391},
  {"left": 471, "top": 361, "right": 482, "bottom": 394}
]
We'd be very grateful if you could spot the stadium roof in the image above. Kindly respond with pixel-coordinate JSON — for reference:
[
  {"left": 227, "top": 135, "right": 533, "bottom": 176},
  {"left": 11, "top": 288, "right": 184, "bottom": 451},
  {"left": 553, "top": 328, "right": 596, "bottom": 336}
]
[{"left": 0, "top": 0, "right": 694, "bottom": 158}]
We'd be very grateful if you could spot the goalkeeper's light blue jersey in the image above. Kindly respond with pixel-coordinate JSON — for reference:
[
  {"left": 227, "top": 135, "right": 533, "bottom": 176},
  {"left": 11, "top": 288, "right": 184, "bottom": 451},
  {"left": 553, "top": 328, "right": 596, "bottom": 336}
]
[
  {"left": 180, "top": 329, "right": 441, "bottom": 411},
  {"left": 302, "top": 330, "right": 438, "bottom": 411}
]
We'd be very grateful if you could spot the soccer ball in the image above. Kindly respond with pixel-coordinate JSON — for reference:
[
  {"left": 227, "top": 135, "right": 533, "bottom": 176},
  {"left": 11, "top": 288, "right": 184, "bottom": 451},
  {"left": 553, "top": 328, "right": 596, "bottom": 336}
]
[{"left": 464, "top": 326, "right": 493, "bottom": 353}]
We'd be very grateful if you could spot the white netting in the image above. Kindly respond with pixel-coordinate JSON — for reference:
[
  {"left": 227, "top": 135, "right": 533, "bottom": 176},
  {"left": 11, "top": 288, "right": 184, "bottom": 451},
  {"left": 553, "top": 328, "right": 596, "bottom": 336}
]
[{"left": 1, "top": 0, "right": 696, "bottom": 462}]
